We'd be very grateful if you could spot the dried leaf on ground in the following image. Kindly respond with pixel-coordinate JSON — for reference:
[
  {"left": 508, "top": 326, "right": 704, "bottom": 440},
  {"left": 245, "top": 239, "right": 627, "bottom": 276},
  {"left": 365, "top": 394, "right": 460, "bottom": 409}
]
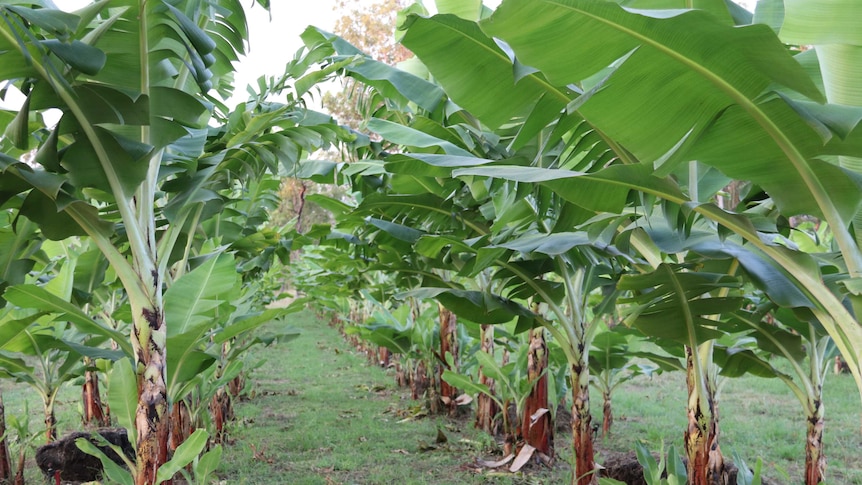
[
  {"left": 510, "top": 444, "right": 536, "bottom": 472},
  {"left": 477, "top": 454, "right": 514, "bottom": 468}
]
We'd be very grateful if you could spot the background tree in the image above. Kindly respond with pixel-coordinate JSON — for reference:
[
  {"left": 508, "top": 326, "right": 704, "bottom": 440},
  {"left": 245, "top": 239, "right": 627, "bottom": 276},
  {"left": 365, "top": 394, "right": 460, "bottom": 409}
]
[{"left": 324, "top": 0, "right": 413, "bottom": 130}]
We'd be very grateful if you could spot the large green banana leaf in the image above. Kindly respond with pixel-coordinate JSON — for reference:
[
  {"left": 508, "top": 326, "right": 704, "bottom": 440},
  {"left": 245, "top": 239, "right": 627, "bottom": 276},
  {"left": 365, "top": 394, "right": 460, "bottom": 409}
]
[
  {"left": 618, "top": 264, "right": 744, "bottom": 346},
  {"left": 400, "top": 13, "right": 568, "bottom": 132},
  {"left": 164, "top": 252, "right": 238, "bottom": 400},
  {"left": 476, "top": 0, "right": 862, "bottom": 269}
]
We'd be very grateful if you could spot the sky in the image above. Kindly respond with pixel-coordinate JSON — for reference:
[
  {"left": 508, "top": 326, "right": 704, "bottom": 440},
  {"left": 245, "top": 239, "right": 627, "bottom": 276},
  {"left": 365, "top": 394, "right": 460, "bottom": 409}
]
[{"left": 231, "top": 1, "right": 353, "bottom": 106}]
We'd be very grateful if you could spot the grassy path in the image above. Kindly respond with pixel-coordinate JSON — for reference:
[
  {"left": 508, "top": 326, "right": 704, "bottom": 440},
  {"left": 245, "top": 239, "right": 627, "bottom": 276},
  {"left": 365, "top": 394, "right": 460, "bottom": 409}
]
[
  {"left": 218, "top": 310, "right": 862, "bottom": 484},
  {"left": 218, "top": 310, "right": 537, "bottom": 484}
]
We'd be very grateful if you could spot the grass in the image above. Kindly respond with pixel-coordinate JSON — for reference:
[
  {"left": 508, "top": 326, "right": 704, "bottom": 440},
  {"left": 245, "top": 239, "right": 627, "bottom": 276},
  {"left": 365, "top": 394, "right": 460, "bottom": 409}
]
[
  {"left": 220, "top": 311, "right": 862, "bottom": 484},
  {"left": 1, "top": 309, "right": 860, "bottom": 484},
  {"left": 601, "top": 368, "right": 862, "bottom": 484},
  {"left": 219, "top": 310, "right": 544, "bottom": 484}
]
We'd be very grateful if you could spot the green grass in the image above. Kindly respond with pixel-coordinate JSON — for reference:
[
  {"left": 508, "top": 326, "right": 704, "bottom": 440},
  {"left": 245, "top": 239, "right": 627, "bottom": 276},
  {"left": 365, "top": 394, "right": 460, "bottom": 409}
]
[
  {"left": 219, "top": 310, "right": 546, "bottom": 484},
  {"left": 221, "top": 311, "right": 862, "bottom": 484},
  {"left": 1, "top": 310, "right": 860, "bottom": 484},
  {"left": 601, "top": 368, "right": 862, "bottom": 484}
]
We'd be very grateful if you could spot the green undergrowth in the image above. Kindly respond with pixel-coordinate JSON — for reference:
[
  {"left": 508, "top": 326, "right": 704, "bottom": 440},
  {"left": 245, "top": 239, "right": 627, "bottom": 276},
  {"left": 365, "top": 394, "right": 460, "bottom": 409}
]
[
  {"left": 222, "top": 310, "right": 862, "bottom": 485},
  {"left": 219, "top": 310, "right": 551, "bottom": 484},
  {"left": 1, "top": 310, "right": 859, "bottom": 483},
  {"left": 597, "top": 367, "right": 862, "bottom": 484}
]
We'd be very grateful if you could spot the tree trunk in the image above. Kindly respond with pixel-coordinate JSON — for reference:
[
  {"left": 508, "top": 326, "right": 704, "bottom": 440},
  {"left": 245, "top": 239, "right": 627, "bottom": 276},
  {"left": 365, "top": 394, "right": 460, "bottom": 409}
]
[
  {"left": 44, "top": 400, "right": 56, "bottom": 443},
  {"left": 228, "top": 373, "right": 245, "bottom": 398},
  {"left": 133, "top": 303, "right": 170, "bottom": 485},
  {"left": 805, "top": 399, "right": 826, "bottom": 485},
  {"left": 475, "top": 324, "right": 499, "bottom": 434},
  {"left": 395, "top": 361, "right": 407, "bottom": 388},
  {"left": 82, "top": 363, "right": 109, "bottom": 427},
  {"left": 521, "top": 327, "right": 553, "bottom": 459},
  {"left": 0, "top": 393, "right": 12, "bottom": 482},
  {"left": 602, "top": 390, "right": 612, "bottom": 439},
  {"left": 169, "top": 400, "right": 191, "bottom": 454},
  {"left": 12, "top": 438, "right": 24, "bottom": 485},
  {"left": 210, "top": 388, "right": 233, "bottom": 444},
  {"left": 684, "top": 347, "right": 726, "bottom": 485},
  {"left": 411, "top": 360, "right": 429, "bottom": 400},
  {"left": 378, "top": 346, "right": 391, "bottom": 368},
  {"left": 11, "top": 458, "right": 22, "bottom": 485},
  {"left": 571, "top": 356, "right": 596, "bottom": 485},
  {"left": 438, "top": 304, "right": 458, "bottom": 415}
]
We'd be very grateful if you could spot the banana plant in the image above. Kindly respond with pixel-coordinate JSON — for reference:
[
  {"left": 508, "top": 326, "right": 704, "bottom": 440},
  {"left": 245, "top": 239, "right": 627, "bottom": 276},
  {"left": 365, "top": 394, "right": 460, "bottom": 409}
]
[
  {"left": 0, "top": 2, "right": 254, "bottom": 478},
  {"left": 442, "top": 345, "right": 537, "bottom": 461},
  {"left": 0, "top": 236, "right": 127, "bottom": 442},
  {"left": 395, "top": 0, "right": 862, "bottom": 407},
  {"left": 720, "top": 304, "right": 835, "bottom": 485},
  {"left": 618, "top": 262, "right": 745, "bottom": 485},
  {"left": 4, "top": 401, "right": 41, "bottom": 485},
  {"left": 0, "top": 2, "right": 356, "bottom": 480},
  {"left": 588, "top": 321, "right": 660, "bottom": 439},
  {"left": 635, "top": 441, "right": 688, "bottom": 485},
  {"left": 0, "top": 316, "right": 123, "bottom": 442},
  {"left": 345, "top": 291, "right": 446, "bottom": 403}
]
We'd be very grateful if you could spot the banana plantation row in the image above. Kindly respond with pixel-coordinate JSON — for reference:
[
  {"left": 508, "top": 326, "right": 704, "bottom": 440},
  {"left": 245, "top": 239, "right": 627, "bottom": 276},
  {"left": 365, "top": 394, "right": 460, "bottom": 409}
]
[{"left": 1, "top": 0, "right": 861, "bottom": 484}]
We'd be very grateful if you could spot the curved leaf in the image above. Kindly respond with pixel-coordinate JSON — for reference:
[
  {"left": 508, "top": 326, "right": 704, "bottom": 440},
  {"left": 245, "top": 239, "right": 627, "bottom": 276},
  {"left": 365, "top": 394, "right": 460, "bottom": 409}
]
[
  {"left": 482, "top": 0, "right": 862, "bottom": 265},
  {"left": 3, "top": 284, "right": 132, "bottom": 355},
  {"left": 619, "top": 264, "right": 743, "bottom": 346},
  {"left": 164, "top": 253, "right": 238, "bottom": 338},
  {"left": 401, "top": 13, "right": 567, "bottom": 130},
  {"left": 42, "top": 39, "right": 106, "bottom": 75},
  {"left": 156, "top": 429, "right": 209, "bottom": 483},
  {"left": 108, "top": 357, "right": 137, "bottom": 446}
]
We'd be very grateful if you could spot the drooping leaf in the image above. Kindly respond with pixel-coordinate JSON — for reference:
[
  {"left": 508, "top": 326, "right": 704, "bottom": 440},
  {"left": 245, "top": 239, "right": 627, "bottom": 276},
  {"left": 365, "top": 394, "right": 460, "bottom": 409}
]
[
  {"left": 156, "top": 429, "right": 209, "bottom": 483},
  {"left": 619, "top": 264, "right": 743, "bottom": 347},
  {"left": 108, "top": 358, "right": 137, "bottom": 446},
  {"left": 42, "top": 39, "right": 106, "bottom": 75},
  {"left": 400, "top": 13, "right": 567, "bottom": 130},
  {"left": 164, "top": 253, "right": 238, "bottom": 338},
  {"left": 4, "top": 284, "right": 131, "bottom": 355},
  {"left": 75, "top": 439, "right": 134, "bottom": 485},
  {"left": 400, "top": 287, "right": 533, "bottom": 325}
]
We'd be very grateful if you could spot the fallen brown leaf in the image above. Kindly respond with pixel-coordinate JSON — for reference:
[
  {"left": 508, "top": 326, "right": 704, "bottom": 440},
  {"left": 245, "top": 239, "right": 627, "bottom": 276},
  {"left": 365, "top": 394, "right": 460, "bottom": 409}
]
[
  {"left": 510, "top": 444, "right": 536, "bottom": 473},
  {"left": 476, "top": 454, "right": 514, "bottom": 468}
]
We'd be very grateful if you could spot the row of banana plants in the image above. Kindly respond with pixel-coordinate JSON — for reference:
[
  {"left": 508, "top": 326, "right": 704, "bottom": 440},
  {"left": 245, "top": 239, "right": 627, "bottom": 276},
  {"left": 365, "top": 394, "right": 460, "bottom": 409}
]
[
  {"left": 0, "top": 0, "right": 367, "bottom": 482},
  {"left": 286, "top": 1, "right": 862, "bottom": 484}
]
